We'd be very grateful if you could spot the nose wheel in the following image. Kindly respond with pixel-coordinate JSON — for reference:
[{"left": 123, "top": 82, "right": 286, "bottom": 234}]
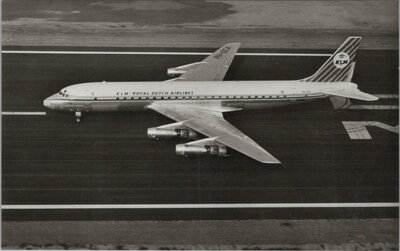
[{"left": 75, "top": 111, "right": 82, "bottom": 123}]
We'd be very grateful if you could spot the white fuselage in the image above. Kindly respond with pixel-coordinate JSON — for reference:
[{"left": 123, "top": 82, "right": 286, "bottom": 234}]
[{"left": 44, "top": 81, "right": 355, "bottom": 112}]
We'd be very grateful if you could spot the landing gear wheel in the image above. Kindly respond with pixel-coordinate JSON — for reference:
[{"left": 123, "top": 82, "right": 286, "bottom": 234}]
[{"left": 75, "top": 111, "right": 82, "bottom": 123}]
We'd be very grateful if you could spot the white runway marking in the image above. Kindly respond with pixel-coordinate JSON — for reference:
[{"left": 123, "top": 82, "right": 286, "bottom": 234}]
[
  {"left": 1, "top": 50, "right": 331, "bottom": 57},
  {"left": 342, "top": 121, "right": 399, "bottom": 139},
  {"left": 348, "top": 105, "right": 398, "bottom": 110},
  {"left": 1, "top": 202, "right": 398, "bottom": 210},
  {"left": 2, "top": 112, "right": 46, "bottom": 115},
  {"left": 375, "top": 94, "right": 399, "bottom": 98}
]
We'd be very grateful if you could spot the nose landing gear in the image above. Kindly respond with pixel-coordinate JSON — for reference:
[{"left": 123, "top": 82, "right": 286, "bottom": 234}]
[{"left": 75, "top": 111, "right": 82, "bottom": 123}]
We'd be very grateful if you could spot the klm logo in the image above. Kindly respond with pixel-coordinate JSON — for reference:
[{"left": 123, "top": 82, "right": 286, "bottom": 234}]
[{"left": 333, "top": 52, "right": 350, "bottom": 69}]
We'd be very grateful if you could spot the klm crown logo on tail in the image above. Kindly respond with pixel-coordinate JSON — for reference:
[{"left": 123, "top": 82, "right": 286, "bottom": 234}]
[
  {"left": 333, "top": 52, "right": 350, "bottom": 69},
  {"left": 300, "top": 36, "right": 361, "bottom": 82}
]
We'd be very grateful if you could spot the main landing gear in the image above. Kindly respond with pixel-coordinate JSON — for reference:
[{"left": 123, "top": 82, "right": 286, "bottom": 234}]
[{"left": 75, "top": 111, "right": 82, "bottom": 123}]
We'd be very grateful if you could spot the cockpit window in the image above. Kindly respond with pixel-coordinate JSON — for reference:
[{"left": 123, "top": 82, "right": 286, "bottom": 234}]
[{"left": 58, "top": 89, "right": 69, "bottom": 98}]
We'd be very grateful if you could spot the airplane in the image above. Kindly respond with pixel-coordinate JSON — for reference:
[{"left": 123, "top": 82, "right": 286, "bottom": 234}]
[{"left": 43, "top": 36, "right": 378, "bottom": 164}]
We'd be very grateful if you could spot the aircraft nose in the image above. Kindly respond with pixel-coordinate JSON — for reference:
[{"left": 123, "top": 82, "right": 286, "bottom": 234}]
[
  {"left": 43, "top": 94, "right": 59, "bottom": 109},
  {"left": 43, "top": 98, "right": 50, "bottom": 108}
]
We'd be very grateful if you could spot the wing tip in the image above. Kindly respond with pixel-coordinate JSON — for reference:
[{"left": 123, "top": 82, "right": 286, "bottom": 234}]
[{"left": 260, "top": 159, "right": 282, "bottom": 164}]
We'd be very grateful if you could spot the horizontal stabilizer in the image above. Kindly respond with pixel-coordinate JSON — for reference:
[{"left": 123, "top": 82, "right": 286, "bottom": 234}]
[{"left": 322, "top": 88, "right": 378, "bottom": 101}]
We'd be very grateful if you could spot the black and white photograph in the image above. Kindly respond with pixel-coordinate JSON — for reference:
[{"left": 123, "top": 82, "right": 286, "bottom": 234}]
[{"left": 1, "top": 0, "right": 399, "bottom": 250}]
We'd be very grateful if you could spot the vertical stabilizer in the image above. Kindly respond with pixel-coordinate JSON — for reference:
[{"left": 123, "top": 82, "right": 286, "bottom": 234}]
[
  {"left": 300, "top": 37, "right": 361, "bottom": 82},
  {"left": 345, "top": 62, "right": 356, "bottom": 82}
]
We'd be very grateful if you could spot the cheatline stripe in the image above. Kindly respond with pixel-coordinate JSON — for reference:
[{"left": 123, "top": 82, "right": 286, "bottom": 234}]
[
  {"left": 315, "top": 41, "right": 359, "bottom": 82},
  {"left": 1, "top": 202, "right": 399, "bottom": 210},
  {"left": 312, "top": 39, "right": 359, "bottom": 82},
  {"left": 1, "top": 50, "right": 331, "bottom": 57},
  {"left": 2, "top": 111, "right": 46, "bottom": 115}
]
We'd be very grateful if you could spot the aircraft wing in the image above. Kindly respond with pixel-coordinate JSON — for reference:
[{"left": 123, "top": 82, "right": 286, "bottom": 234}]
[
  {"left": 148, "top": 103, "right": 281, "bottom": 164},
  {"left": 171, "top": 43, "right": 240, "bottom": 81}
]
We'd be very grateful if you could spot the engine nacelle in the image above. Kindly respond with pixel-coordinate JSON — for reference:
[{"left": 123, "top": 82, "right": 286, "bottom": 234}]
[
  {"left": 147, "top": 128, "right": 197, "bottom": 140},
  {"left": 206, "top": 145, "right": 228, "bottom": 156},
  {"left": 167, "top": 62, "right": 204, "bottom": 77},
  {"left": 167, "top": 68, "right": 187, "bottom": 77},
  {"left": 176, "top": 144, "right": 228, "bottom": 157}
]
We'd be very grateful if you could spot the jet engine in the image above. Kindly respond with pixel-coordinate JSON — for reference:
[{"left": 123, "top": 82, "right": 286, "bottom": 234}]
[
  {"left": 147, "top": 128, "right": 197, "bottom": 140},
  {"left": 167, "top": 62, "right": 204, "bottom": 77},
  {"left": 167, "top": 68, "right": 187, "bottom": 77},
  {"left": 176, "top": 144, "right": 228, "bottom": 157}
]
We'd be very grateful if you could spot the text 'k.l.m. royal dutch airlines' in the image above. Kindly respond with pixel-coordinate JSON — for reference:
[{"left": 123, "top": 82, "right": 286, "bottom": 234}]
[{"left": 44, "top": 37, "right": 378, "bottom": 164}]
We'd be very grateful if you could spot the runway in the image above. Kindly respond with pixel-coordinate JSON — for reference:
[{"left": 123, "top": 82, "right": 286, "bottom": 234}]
[{"left": 2, "top": 47, "right": 398, "bottom": 220}]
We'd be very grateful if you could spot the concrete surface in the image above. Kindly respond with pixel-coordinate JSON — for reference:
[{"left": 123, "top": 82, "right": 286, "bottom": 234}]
[
  {"left": 2, "top": 0, "right": 398, "bottom": 49},
  {"left": 2, "top": 219, "right": 399, "bottom": 250}
]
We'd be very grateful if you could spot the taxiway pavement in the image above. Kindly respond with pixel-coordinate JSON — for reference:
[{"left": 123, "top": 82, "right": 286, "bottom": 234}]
[{"left": 2, "top": 47, "right": 398, "bottom": 220}]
